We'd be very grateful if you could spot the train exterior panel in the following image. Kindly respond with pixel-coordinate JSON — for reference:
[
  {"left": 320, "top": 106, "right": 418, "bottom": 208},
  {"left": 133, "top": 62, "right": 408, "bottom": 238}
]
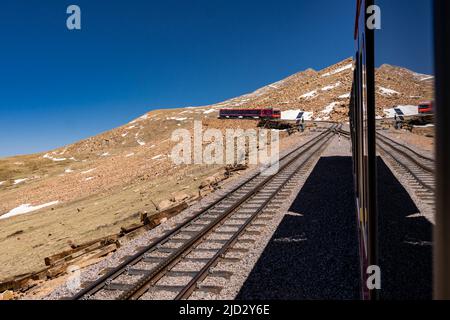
[
  {"left": 219, "top": 108, "right": 281, "bottom": 120},
  {"left": 351, "top": 0, "right": 378, "bottom": 300}
]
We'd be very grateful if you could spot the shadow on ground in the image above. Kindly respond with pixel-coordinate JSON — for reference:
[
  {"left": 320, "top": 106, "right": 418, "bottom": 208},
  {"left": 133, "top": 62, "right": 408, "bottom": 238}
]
[
  {"left": 377, "top": 158, "right": 432, "bottom": 300},
  {"left": 237, "top": 157, "right": 360, "bottom": 300},
  {"left": 236, "top": 157, "right": 432, "bottom": 300}
]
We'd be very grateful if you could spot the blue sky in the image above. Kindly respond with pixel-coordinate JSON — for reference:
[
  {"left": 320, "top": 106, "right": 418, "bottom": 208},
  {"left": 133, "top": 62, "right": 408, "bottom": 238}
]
[{"left": 0, "top": 0, "right": 433, "bottom": 157}]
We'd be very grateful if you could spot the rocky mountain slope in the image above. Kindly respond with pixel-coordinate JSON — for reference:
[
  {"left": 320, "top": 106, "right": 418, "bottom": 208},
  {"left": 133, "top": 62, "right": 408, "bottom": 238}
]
[{"left": 212, "top": 57, "right": 434, "bottom": 121}]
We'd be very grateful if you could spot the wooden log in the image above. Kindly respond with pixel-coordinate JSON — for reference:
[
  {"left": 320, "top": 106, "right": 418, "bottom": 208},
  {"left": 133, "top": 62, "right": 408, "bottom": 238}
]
[
  {"left": 147, "top": 202, "right": 188, "bottom": 227},
  {"left": 46, "top": 244, "right": 118, "bottom": 279},
  {"left": 0, "top": 273, "right": 33, "bottom": 292},
  {"left": 68, "top": 234, "right": 120, "bottom": 250},
  {"left": 158, "top": 201, "right": 188, "bottom": 218},
  {"left": 119, "top": 223, "right": 144, "bottom": 236},
  {"left": 45, "top": 235, "right": 119, "bottom": 266},
  {"left": 117, "top": 203, "right": 188, "bottom": 246},
  {"left": 139, "top": 202, "right": 187, "bottom": 229},
  {"left": 30, "top": 268, "right": 50, "bottom": 281},
  {"left": 46, "top": 238, "right": 119, "bottom": 267},
  {"left": 225, "top": 164, "right": 248, "bottom": 173}
]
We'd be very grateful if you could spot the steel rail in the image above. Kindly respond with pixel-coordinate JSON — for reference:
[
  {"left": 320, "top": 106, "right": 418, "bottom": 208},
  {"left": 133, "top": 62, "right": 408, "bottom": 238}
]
[
  {"left": 376, "top": 133, "right": 434, "bottom": 170},
  {"left": 340, "top": 128, "right": 434, "bottom": 178},
  {"left": 376, "top": 141, "right": 434, "bottom": 192}
]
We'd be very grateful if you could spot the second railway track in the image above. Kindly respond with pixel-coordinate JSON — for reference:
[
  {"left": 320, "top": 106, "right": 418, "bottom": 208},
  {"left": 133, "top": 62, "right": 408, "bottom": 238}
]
[
  {"left": 375, "top": 131, "right": 435, "bottom": 207},
  {"left": 339, "top": 128, "right": 435, "bottom": 207},
  {"left": 71, "top": 125, "right": 337, "bottom": 300}
]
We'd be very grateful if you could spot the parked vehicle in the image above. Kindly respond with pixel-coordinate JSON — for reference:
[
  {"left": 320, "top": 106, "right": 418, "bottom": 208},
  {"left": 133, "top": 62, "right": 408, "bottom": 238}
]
[{"left": 219, "top": 108, "right": 281, "bottom": 120}]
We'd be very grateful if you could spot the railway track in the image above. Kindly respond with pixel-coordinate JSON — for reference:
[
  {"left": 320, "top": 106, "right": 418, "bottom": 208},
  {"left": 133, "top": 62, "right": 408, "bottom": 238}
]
[
  {"left": 338, "top": 129, "right": 435, "bottom": 207},
  {"left": 70, "top": 125, "right": 337, "bottom": 300},
  {"left": 375, "top": 131, "right": 435, "bottom": 206}
]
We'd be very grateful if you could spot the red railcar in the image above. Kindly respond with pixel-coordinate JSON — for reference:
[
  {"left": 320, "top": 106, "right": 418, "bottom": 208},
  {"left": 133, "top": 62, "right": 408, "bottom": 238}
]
[
  {"left": 419, "top": 101, "right": 433, "bottom": 114},
  {"left": 219, "top": 108, "right": 281, "bottom": 120}
]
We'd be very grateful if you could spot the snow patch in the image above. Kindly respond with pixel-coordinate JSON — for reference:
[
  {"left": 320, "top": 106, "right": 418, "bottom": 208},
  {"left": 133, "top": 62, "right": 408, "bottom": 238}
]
[
  {"left": 81, "top": 169, "right": 95, "bottom": 175},
  {"left": 137, "top": 139, "right": 146, "bottom": 146},
  {"left": 0, "top": 201, "right": 60, "bottom": 220},
  {"left": 203, "top": 109, "right": 216, "bottom": 114},
  {"left": 152, "top": 154, "right": 164, "bottom": 160},
  {"left": 339, "top": 93, "right": 351, "bottom": 99},
  {"left": 121, "top": 132, "right": 129, "bottom": 137},
  {"left": 319, "top": 102, "right": 338, "bottom": 118},
  {"left": 125, "top": 153, "right": 135, "bottom": 157},
  {"left": 300, "top": 90, "right": 318, "bottom": 99},
  {"left": 0, "top": 181, "right": 5, "bottom": 186},
  {"left": 129, "top": 114, "right": 149, "bottom": 124},
  {"left": 321, "top": 63, "right": 353, "bottom": 77},
  {"left": 43, "top": 154, "right": 67, "bottom": 162},
  {"left": 65, "top": 168, "right": 74, "bottom": 173},
  {"left": 419, "top": 76, "right": 434, "bottom": 81},
  {"left": 411, "top": 71, "right": 435, "bottom": 82},
  {"left": 84, "top": 177, "right": 95, "bottom": 181},
  {"left": 186, "top": 106, "right": 205, "bottom": 109},
  {"left": 101, "top": 152, "right": 110, "bottom": 157},
  {"left": 14, "top": 178, "right": 28, "bottom": 185},
  {"left": 301, "top": 112, "right": 314, "bottom": 121},
  {"left": 378, "top": 87, "right": 400, "bottom": 96},
  {"left": 321, "top": 82, "right": 341, "bottom": 91}
]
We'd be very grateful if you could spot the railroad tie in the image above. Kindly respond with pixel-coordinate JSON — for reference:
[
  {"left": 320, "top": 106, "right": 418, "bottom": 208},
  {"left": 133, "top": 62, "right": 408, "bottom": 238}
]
[
  {"left": 166, "top": 271, "right": 199, "bottom": 277},
  {"left": 183, "top": 257, "right": 212, "bottom": 263},
  {"left": 142, "top": 256, "right": 166, "bottom": 263},
  {"left": 104, "top": 283, "right": 134, "bottom": 291},
  {"left": 209, "top": 270, "right": 233, "bottom": 279},
  {"left": 127, "top": 268, "right": 150, "bottom": 276}
]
